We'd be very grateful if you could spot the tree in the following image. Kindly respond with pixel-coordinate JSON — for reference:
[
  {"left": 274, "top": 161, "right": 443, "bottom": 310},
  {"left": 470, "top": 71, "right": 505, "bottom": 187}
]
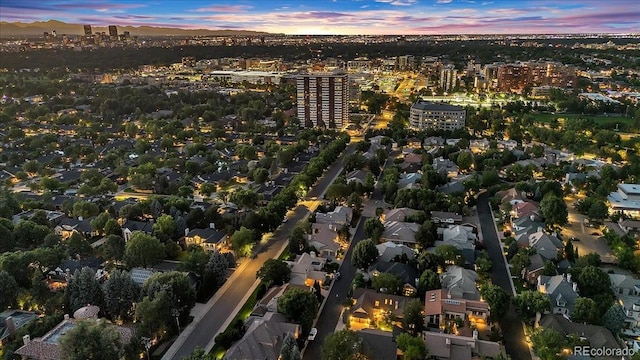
[
  {"left": 101, "top": 235, "right": 125, "bottom": 261},
  {"left": 351, "top": 239, "right": 379, "bottom": 270},
  {"left": 204, "top": 251, "right": 229, "bottom": 288},
  {"left": 396, "top": 333, "right": 428, "bottom": 360},
  {"left": 372, "top": 273, "right": 403, "bottom": 295},
  {"left": 181, "top": 347, "right": 217, "bottom": 360},
  {"left": 539, "top": 194, "right": 568, "bottom": 229},
  {"left": 102, "top": 269, "right": 140, "bottom": 322},
  {"left": 415, "top": 221, "right": 437, "bottom": 248},
  {"left": 90, "top": 212, "right": 111, "bottom": 235},
  {"left": 587, "top": 200, "right": 608, "bottom": 221},
  {"left": 456, "top": 151, "right": 473, "bottom": 171},
  {"left": 530, "top": 327, "right": 566, "bottom": 360},
  {"left": 59, "top": 320, "right": 124, "bottom": 360},
  {"left": 288, "top": 226, "right": 308, "bottom": 255},
  {"left": 279, "top": 333, "right": 301, "bottom": 360},
  {"left": 572, "top": 297, "right": 600, "bottom": 325},
  {"left": 321, "top": 330, "right": 368, "bottom": 360},
  {"left": 13, "top": 220, "right": 51, "bottom": 249},
  {"left": 72, "top": 201, "right": 100, "bottom": 219},
  {"left": 602, "top": 304, "right": 626, "bottom": 335},
  {"left": 153, "top": 214, "right": 175, "bottom": 240},
  {"left": 364, "top": 218, "right": 385, "bottom": 241},
  {"left": 257, "top": 259, "right": 291, "bottom": 288},
  {"left": 403, "top": 299, "right": 425, "bottom": 336},
  {"left": 577, "top": 265, "right": 612, "bottom": 299},
  {"left": 67, "top": 267, "right": 104, "bottom": 313},
  {"left": 142, "top": 271, "right": 197, "bottom": 330},
  {"left": 0, "top": 270, "right": 18, "bottom": 309},
  {"left": 124, "top": 232, "right": 165, "bottom": 268},
  {"left": 231, "top": 226, "right": 255, "bottom": 257},
  {"left": 277, "top": 288, "right": 319, "bottom": 334},
  {"left": 480, "top": 284, "right": 510, "bottom": 321},
  {"left": 65, "top": 232, "right": 93, "bottom": 258},
  {"left": 418, "top": 269, "right": 441, "bottom": 298},
  {"left": 514, "top": 290, "right": 551, "bottom": 319},
  {"left": 179, "top": 248, "right": 210, "bottom": 277}
]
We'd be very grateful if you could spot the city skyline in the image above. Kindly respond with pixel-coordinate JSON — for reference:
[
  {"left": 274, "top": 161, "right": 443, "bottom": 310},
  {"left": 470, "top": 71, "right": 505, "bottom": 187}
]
[{"left": 0, "top": 0, "right": 638, "bottom": 35}]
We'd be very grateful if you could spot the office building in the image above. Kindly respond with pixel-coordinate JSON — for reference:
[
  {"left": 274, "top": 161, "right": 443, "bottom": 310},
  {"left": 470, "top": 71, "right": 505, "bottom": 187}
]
[
  {"left": 409, "top": 100, "right": 465, "bottom": 131},
  {"left": 296, "top": 72, "right": 349, "bottom": 129},
  {"left": 83, "top": 25, "right": 92, "bottom": 36}
]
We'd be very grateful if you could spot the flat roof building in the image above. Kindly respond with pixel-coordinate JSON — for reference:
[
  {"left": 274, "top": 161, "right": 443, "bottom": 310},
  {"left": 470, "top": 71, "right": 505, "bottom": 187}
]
[
  {"left": 296, "top": 72, "right": 349, "bottom": 129},
  {"left": 409, "top": 100, "right": 465, "bottom": 131}
]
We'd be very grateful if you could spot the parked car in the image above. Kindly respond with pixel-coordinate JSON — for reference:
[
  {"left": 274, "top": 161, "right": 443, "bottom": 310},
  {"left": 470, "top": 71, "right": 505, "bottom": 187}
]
[
  {"left": 308, "top": 328, "right": 318, "bottom": 341},
  {"left": 590, "top": 232, "right": 601, "bottom": 236}
]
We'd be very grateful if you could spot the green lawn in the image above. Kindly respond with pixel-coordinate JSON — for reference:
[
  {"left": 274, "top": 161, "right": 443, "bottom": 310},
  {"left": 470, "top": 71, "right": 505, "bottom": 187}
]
[
  {"left": 531, "top": 113, "right": 634, "bottom": 128},
  {"left": 209, "top": 284, "right": 262, "bottom": 359}
]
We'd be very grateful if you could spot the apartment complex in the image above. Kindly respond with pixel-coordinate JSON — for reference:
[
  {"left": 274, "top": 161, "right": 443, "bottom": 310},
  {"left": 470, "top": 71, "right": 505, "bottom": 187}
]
[
  {"left": 409, "top": 100, "right": 466, "bottom": 131},
  {"left": 495, "top": 61, "right": 576, "bottom": 93},
  {"left": 296, "top": 72, "right": 349, "bottom": 129}
]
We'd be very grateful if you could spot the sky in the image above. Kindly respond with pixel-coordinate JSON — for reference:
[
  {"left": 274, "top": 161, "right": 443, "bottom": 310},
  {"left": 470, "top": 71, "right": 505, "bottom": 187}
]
[{"left": 1, "top": 0, "right": 639, "bottom": 35}]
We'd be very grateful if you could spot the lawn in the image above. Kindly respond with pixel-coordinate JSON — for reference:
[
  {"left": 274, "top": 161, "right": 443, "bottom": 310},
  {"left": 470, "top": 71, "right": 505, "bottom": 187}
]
[
  {"left": 531, "top": 113, "right": 634, "bottom": 128},
  {"left": 209, "top": 284, "right": 262, "bottom": 359}
]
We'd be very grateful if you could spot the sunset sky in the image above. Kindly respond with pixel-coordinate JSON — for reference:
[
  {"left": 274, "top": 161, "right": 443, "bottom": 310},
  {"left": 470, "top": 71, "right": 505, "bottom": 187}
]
[{"left": 1, "top": 0, "right": 638, "bottom": 35}]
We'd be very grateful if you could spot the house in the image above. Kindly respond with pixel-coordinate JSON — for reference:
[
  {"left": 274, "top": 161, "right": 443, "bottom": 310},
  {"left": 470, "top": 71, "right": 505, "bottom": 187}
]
[
  {"left": 423, "top": 331, "right": 503, "bottom": 360},
  {"left": 308, "top": 223, "right": 341, "bottom": 259},
  {"left": 511, "top": 201, "right": 539, "bottom": 219},
  {"left": 511, "top": 216, "right": 544, "bottom": 235},
  {"left": 14, "top": 307, "right": 134, "bottom": 360},
  {"left": 380, "top": 221, "right": 420, "bottom": 247},
  {"left": 609, "top": 273, "right": 640, "bottom": 329},
  {"left": 608, "top": 183, "right": 640, "bottom": 217},
  {"left": 537, "top": 274, "right": 579, "bottom": 317},
  {"left": 470, "top": 139, "right": 491, "bottom": 153},
  {"left": 381, "top": 208, "right": 418, "bottom": 223},
  {"left": 349, "top": 288, "right": 408, "bottom": 330},
  {"left": 0, "top": 310, "right": 39, "bottom": 345},
  {"left": 439, "top": 225, "right": 476, "bottom": 250},
  {"left": 398, "top": 173, "right": 421, "bottom": 190},
  {"left": 357, "top": 329, "right": 398, "bottom": 360},
  {"left": 498, "top": 139, "right": 518, "bottom": 151},
  {"left": 440, "top": 266, "right": 480, "bottom": 300},
  {"left": 47, "top": 257, "right": 105, "bottom": 291},
  {"left": 619, "top": 219, "right": 640, "bottom": 236},
  {"left": 54, "top": 217, "right": 95, "bottom": 240},
  {"left": 539, "top": 314, "right": 623, "bottom": 360},
  {"left": 526, "top": 231, "right": 563, "bottom": 261},
  {"left": 251, "top": 284, "right": 306, "bottom": 317},
  {"left": 425, "top": 289, "right": 490, "bottom": 329},
  {"left": 424, "top": 136, "right": 445, "bottom": 147},
  {"left": 287, "top": 252, "right": 327, "bottom": 287},
  {"left": 430, "top": 211, "right": 463, "bottom": 225},
  {"left": 433, "top": 157, "right": 459, "bottom": 178},
  {"left": 315, "top": 206, "right": 353, "bottom": 227},
  {"left": 376, "top": 241, "right": 415, "bottom": 262},
  {"left": 184, "top": 228, "right": 227, "bottom": 252},
  {"left": 524, "top": 253, "right": 547, "bottom": 284},
  {"left": 436, "top": 181, "right": 465, "bottom": 195},
  {"left": 224, "top": 312, "right": 300, "bottom": 360},
  {"left": 345, "top": 170, "right": 369, "bottom": 186},
  {"left": 368, "top": 261, "right": 419, "bottom": 297},
  {"left": 121, "top": 220, "right": 153, "bottom": 242}
]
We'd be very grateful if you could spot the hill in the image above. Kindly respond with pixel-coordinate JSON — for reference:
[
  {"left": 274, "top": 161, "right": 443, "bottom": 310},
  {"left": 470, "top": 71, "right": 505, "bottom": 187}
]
[{"left": 0, "top": 20, "right": 275, "bottom": 37}]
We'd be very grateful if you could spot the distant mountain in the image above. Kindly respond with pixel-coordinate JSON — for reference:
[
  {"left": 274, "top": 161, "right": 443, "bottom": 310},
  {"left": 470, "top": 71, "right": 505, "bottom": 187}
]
[{"left": 0, "top": 20, "right": 276, "bottom": 37}]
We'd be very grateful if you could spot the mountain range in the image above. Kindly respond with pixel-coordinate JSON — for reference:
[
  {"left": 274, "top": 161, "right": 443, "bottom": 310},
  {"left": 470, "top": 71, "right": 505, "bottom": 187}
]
[{"left": 0, "top": 20, "right": 274, "bottom": 37}]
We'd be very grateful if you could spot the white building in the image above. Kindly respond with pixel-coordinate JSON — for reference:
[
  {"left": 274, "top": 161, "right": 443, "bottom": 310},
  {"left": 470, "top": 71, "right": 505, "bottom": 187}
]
[
  {"left": 409, "top": 100, "right": 465, "bottom": 131},
  {"left": 608, "top": 183, "right": 640, "bottom": 217}
]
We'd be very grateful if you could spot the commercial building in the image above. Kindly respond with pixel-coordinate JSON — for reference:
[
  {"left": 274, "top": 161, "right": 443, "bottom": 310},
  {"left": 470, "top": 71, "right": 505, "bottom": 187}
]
[
  {"left": 409, "top": 100, "right": 465, "bottom": 131},
  {"left": 608, "top": 183, "right": 640, "bottom": 217},
  {"left": 296, "top": 72, "right": 349, "bottom": 129},
  {"left": 108, "top": 25, "right": 118, "bottom": 39}
]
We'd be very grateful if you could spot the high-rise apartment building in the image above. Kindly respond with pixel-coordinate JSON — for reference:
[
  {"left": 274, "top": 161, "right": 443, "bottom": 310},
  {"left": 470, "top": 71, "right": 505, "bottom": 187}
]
[
  {"left": 439, "top": 64, "right": 458, "bottom": 92},
  {"left": 108, "top": 25, "right": 118, "bottom": 39},
  {"left": 296, "top": 73, "right": 349, "bottom": 129},
  {"left": 495, "top": 62, "right": 576, "bottom": 93},
  {"left": 83, "top": 25, "right": 92, "bottom": 36},
  {"left": 409, "top": 100, "right": 466, "bottom": 131}
]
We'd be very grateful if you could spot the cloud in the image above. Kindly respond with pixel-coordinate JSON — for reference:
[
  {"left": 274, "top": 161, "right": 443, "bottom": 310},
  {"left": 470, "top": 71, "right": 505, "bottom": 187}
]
[
  {"left": 192, "top": 5, "right": 252, "bottom": 13},
  {"left": 374, "top": 0, "right": 417, "bottom": 6},
  {"left": 436, "top": 0, "right": 453, "bottom": 3}
]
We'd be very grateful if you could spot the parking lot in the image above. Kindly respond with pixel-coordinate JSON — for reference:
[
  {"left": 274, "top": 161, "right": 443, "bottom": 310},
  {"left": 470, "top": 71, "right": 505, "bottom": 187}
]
[{"left": 563, "top": 195, "right": 616, "bottom": 263}]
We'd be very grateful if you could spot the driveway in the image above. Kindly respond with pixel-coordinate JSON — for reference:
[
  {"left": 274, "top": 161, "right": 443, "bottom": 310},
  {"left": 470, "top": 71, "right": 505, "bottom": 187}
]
[{"left": 563, "top": 195, "right": 616, "bottom": 264}]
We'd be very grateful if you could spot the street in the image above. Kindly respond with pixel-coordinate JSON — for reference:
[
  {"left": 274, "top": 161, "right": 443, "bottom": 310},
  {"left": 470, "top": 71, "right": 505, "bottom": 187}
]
[
  {"left": 302, "top": 217, "right": 368, "bottom": 360},
  {"left": 162, "top": 143, "right": 357, "bottom": 360},
  {"left": 477, "top": 193, "right": 531, "bottom": 360}
]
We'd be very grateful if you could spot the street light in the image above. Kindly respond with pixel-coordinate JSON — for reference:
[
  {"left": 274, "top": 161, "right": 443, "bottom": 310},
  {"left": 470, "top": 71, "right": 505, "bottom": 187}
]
[
  {"left": 141, "top": 336, "right": 151, "bottom": 360},
  {"left": 171, "top": 308, "right": 181, "bottom": 335}
]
